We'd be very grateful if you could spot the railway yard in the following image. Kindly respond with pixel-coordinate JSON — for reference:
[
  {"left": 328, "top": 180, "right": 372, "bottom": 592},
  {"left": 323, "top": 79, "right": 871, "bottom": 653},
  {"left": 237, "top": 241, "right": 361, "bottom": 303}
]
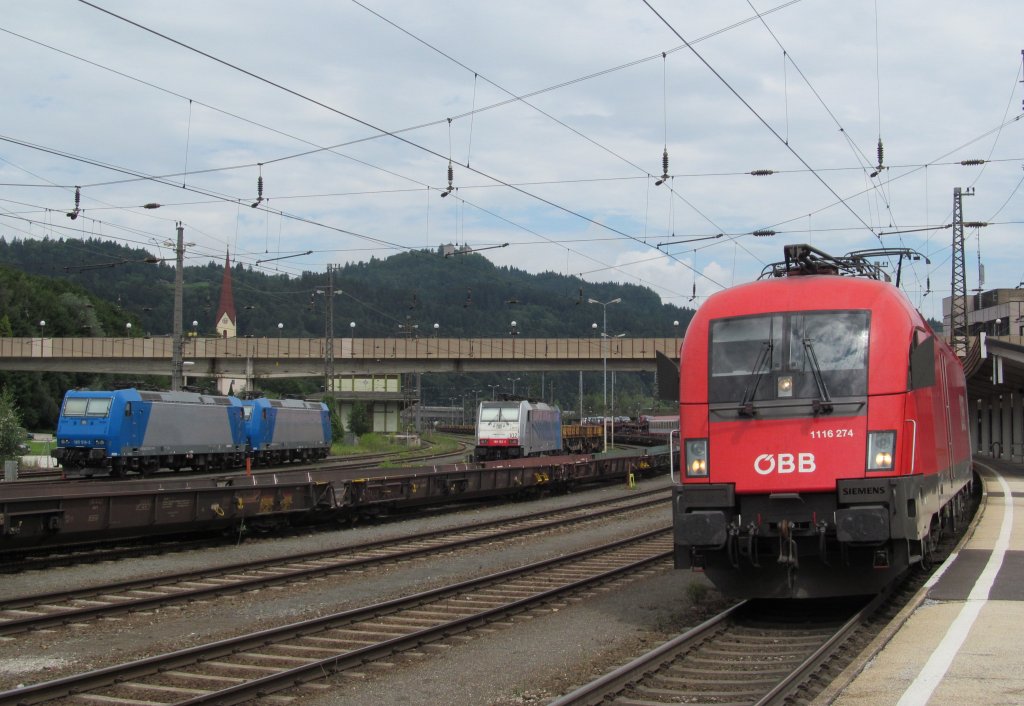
[{"left": 0, "top": 453, "right": 1020, "bottom": 705}]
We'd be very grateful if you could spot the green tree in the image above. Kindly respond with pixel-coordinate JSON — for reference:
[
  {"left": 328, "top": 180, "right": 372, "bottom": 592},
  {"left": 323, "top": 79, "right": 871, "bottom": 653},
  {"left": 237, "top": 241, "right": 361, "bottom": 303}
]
[
  {"left": 348, "top": 402, "right": 372, "bottom": 436},
  {"left": 323, "top": 397, "right": 345, "bottom": 439},
  {"left": 0, "top": 386, "right": 25, "bottom": 460}
]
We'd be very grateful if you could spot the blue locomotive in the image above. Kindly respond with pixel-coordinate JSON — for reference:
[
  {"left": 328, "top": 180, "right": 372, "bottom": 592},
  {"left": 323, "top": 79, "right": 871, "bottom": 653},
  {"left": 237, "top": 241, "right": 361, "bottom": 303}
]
[
  {"left": 241, "top": 396, "right": 331, "bottom": 467},
  {"left": 51, "top": 388, "right": 331, "bottom": 477}
]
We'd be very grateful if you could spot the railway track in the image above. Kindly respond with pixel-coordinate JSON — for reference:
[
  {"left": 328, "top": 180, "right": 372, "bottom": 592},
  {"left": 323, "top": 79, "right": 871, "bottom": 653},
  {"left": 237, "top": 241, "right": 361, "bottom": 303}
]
[
  {"left": 9, "top": 437, "right": 465, "bottom": 483},
  {"left": 0, "top": 528, "right": 673, "bottom": 705},
  {"left": 549, "top": 475, "right": 984, "bottom": 706},
  {"left": 549, "top": 597, "right": 871, "bottom": 706},
  {"left": 0, "top": 488, "right": 669, "bottom": 637}
]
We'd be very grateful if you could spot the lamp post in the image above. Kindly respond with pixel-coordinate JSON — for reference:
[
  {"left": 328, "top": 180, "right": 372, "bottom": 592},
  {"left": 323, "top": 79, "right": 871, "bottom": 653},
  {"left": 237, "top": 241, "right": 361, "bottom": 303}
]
[
  {"left": 507, "top": 377, "right": 521, "bottom": 396},
  {"left": 487, "top": 383, "right": 500, "bottom": 400},
  {"left": 472, "top": 389, "right": 481, "bottom": 424},
  {"left": 588, "top": 297, "right": 621, "bottom": 451},
  {"left": 125, "top": 322, "right": 132, "bottom": 337},
  {"left": 433, "top": 322, "right": 439, "bottom": 337},
  {"left": 277, "top": 322, "right": 283, "bottom": 338}
]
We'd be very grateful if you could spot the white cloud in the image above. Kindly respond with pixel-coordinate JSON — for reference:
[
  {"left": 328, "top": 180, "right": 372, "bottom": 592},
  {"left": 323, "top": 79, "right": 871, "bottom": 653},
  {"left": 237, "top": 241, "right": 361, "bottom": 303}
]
[{"left": 0, "top": 0, "right": 1021, "bottom": 326}]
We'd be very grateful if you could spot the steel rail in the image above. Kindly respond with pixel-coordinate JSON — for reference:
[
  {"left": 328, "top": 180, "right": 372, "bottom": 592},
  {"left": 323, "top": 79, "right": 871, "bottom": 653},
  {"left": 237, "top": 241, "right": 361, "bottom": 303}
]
[
  {"left": 549, "top": 600, "right": 748, "bottom": 706},
  {"left": 0, "top": 489, "right": 668, "bottom": 636},
  {"left": 0, "top": 528, "right": 673, "bottom": 705}
]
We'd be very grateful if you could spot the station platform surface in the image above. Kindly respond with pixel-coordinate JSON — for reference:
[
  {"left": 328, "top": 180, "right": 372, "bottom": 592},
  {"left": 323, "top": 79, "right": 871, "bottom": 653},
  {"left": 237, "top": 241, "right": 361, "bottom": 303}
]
[{"left": 821, "top": 457, "right": 1024, "bottom": 705}]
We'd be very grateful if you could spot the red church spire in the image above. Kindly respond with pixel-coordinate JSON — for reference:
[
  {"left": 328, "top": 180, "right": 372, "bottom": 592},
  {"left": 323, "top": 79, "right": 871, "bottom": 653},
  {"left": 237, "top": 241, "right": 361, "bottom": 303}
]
[{"left": 215, "top": 249, "right": 236, "bottom": 336}]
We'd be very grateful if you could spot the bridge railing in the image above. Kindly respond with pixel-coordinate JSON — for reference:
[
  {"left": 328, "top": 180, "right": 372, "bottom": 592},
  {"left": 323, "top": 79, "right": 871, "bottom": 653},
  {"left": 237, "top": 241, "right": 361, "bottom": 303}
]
[{"left": 1, "top": 336, "right": 681, "bottom": 361}]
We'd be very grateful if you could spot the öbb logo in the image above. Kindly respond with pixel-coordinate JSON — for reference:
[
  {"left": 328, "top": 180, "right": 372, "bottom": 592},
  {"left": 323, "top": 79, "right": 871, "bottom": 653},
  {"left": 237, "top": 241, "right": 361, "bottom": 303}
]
[{"left": 754, "top": 453, "right": 816, "bottom": 475}]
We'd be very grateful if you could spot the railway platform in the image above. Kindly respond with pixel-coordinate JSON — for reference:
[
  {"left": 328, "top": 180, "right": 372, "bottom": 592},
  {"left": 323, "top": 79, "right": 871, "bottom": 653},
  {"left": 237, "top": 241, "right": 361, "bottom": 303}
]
[{"left": 821, "top": 456, "right": 1024, "bottom": 705}]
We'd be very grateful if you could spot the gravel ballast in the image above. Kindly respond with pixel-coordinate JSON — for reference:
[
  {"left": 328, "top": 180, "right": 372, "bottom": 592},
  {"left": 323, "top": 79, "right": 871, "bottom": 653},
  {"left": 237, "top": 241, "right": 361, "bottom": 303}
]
[{"left": 0, "top": 475, "right": 725, "bottom": 703}]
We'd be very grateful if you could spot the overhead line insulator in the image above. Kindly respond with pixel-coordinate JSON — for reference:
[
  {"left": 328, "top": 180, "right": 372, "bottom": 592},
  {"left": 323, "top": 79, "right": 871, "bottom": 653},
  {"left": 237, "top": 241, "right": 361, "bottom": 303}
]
[
  {"left": 750, "top": 169, "right": 775, "bottom": 176},
  {"left": 67, "top": 186, "right": 81, "bottom": 220},
  {"left": 655, "top": 149, "right": 670, "bottom": 186}
]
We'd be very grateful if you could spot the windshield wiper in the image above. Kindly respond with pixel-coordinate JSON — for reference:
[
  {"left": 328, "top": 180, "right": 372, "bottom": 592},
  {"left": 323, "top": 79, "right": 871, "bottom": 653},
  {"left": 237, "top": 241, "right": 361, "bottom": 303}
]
[
  {"left": 802, "top": 338, "right": 834, "bottom": 415},
  {"left": 739, "top": 341, "right": 773, "bottom": 417}
]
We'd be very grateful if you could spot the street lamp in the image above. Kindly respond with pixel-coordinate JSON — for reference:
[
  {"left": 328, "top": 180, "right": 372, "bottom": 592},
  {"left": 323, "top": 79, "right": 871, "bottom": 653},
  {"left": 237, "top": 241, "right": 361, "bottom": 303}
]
[
  {"left": 588, "top": 297, "right": 621, "bottom": 451},
  {"left": 433, "top": 322, "right": 440, "bottom": 336},
  {"left": 471, "top": 389, "right": 482, "bottom": 423},
  {"left": 487, "top": 383, "right": 500, "bottom": 400},
  {"left": 507, "top": 376, "right": 521, "bottom": 396},
  {"left": 277, "top": 322, "right": 283, "bottom": 338},
  {"left": 125, "top": 322, "right": 132, "bottom": 337}
]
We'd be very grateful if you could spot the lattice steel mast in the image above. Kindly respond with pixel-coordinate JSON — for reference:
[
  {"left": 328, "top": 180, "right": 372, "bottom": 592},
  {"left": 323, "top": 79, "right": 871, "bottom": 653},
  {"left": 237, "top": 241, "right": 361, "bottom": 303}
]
[{"left": 950, "top": 187, "right": 969, "bottom": 358}]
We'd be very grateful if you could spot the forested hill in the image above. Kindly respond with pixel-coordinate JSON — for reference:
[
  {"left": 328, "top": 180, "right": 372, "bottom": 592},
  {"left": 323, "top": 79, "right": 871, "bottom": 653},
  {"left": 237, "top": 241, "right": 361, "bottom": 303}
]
[{"left": 0, "top": 236, "right": 694, "bottom": 340}]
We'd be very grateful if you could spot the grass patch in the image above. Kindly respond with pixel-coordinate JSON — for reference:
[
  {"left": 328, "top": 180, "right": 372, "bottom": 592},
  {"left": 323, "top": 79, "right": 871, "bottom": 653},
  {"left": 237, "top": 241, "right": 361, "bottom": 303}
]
[
  {"left": 28, "top": 439, "right": 54, "bottom": 455},
  {"left": 331, "top": 432, "right": 463, "bottom": 462}
]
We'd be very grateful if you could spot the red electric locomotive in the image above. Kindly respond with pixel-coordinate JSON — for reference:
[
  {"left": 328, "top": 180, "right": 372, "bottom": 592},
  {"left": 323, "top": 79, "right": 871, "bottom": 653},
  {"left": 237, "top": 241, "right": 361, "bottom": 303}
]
[{"left": 672, "top": 244, "right": 973, "bottom": 598}]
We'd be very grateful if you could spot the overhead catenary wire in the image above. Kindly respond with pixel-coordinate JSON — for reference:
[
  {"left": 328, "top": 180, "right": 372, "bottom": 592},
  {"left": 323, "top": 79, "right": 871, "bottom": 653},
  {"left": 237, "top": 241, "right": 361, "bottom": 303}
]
[
  {"left": 72, "top": 0, "right": 731, "bottom": 292},
  {"left": 6, "top": 1, "right": 1015, "bottom": 313}
]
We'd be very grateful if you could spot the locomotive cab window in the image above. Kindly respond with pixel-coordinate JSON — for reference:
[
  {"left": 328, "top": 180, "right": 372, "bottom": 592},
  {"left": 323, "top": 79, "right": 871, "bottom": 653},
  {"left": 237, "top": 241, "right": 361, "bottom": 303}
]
[
  {"left": 908, "top": 328, "right": 935, "bottom": 390},
  {"left": 63, "top": 397, "right": 113, "bottom": 418},
  {"left": 709, "top": 310, "right": 869, "bottom": 406},
  {"left": 479, "top": 404, "right": 520, "bottom": 422}
]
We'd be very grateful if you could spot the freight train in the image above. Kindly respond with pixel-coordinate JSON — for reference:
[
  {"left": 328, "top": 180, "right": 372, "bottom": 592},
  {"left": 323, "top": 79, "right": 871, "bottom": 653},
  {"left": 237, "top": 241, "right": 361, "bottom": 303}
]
[
  {"left": 671, "top": 244, "right": 973, "bottom": 598},
  {"left": 51, "top": 388, "right": 331, "bottom": 477},
  {"left": 475, "top": 400, "right": 596, "bottom": 461}
]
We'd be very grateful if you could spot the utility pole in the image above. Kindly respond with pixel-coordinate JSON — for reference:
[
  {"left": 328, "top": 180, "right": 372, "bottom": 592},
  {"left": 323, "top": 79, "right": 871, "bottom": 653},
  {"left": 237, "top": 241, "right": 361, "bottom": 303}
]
[
  {"left": 170, "top": 222, "right": 185, "bottom": 391},
  {"left": 323, "top": 264, "right": 336, "bottom": 396}
]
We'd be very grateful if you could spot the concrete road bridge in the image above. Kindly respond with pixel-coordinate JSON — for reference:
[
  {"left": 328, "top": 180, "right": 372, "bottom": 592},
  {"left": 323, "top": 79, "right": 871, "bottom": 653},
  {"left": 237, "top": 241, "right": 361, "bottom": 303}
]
[
  {"left": 10, "top": 333, "right": 1024, "bottom": 461},
  {"left": 0, "top": 336, "right": 682, "bottom": 380}
]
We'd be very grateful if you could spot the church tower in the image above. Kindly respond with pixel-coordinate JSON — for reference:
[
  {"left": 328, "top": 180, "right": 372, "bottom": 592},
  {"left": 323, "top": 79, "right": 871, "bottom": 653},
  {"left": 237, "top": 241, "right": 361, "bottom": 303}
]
[
  {"left": 214, "top": 250, "right": 237, "bottom": 339},
  {"left": 213, "top": 251, "right": 244, "bottom": 395}
]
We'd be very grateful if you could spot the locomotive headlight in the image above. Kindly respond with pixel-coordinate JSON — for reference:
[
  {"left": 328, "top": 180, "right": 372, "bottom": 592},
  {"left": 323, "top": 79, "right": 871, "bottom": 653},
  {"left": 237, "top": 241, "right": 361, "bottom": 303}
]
[
  {"left": 867, "top": 431, "right": 896, "bottom": 471},
  {"left": 685, "top": 438, "right": 709, "bottom": 478},
  {"left": 777, "top": 375, "right": 793, "bottom": 398}
]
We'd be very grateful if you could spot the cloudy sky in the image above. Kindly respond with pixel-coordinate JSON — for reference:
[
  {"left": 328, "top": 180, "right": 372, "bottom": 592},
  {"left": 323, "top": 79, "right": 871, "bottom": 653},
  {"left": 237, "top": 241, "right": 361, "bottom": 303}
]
[{"left": 2, "top": 1, "right": 1022, "bottom": 322}]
